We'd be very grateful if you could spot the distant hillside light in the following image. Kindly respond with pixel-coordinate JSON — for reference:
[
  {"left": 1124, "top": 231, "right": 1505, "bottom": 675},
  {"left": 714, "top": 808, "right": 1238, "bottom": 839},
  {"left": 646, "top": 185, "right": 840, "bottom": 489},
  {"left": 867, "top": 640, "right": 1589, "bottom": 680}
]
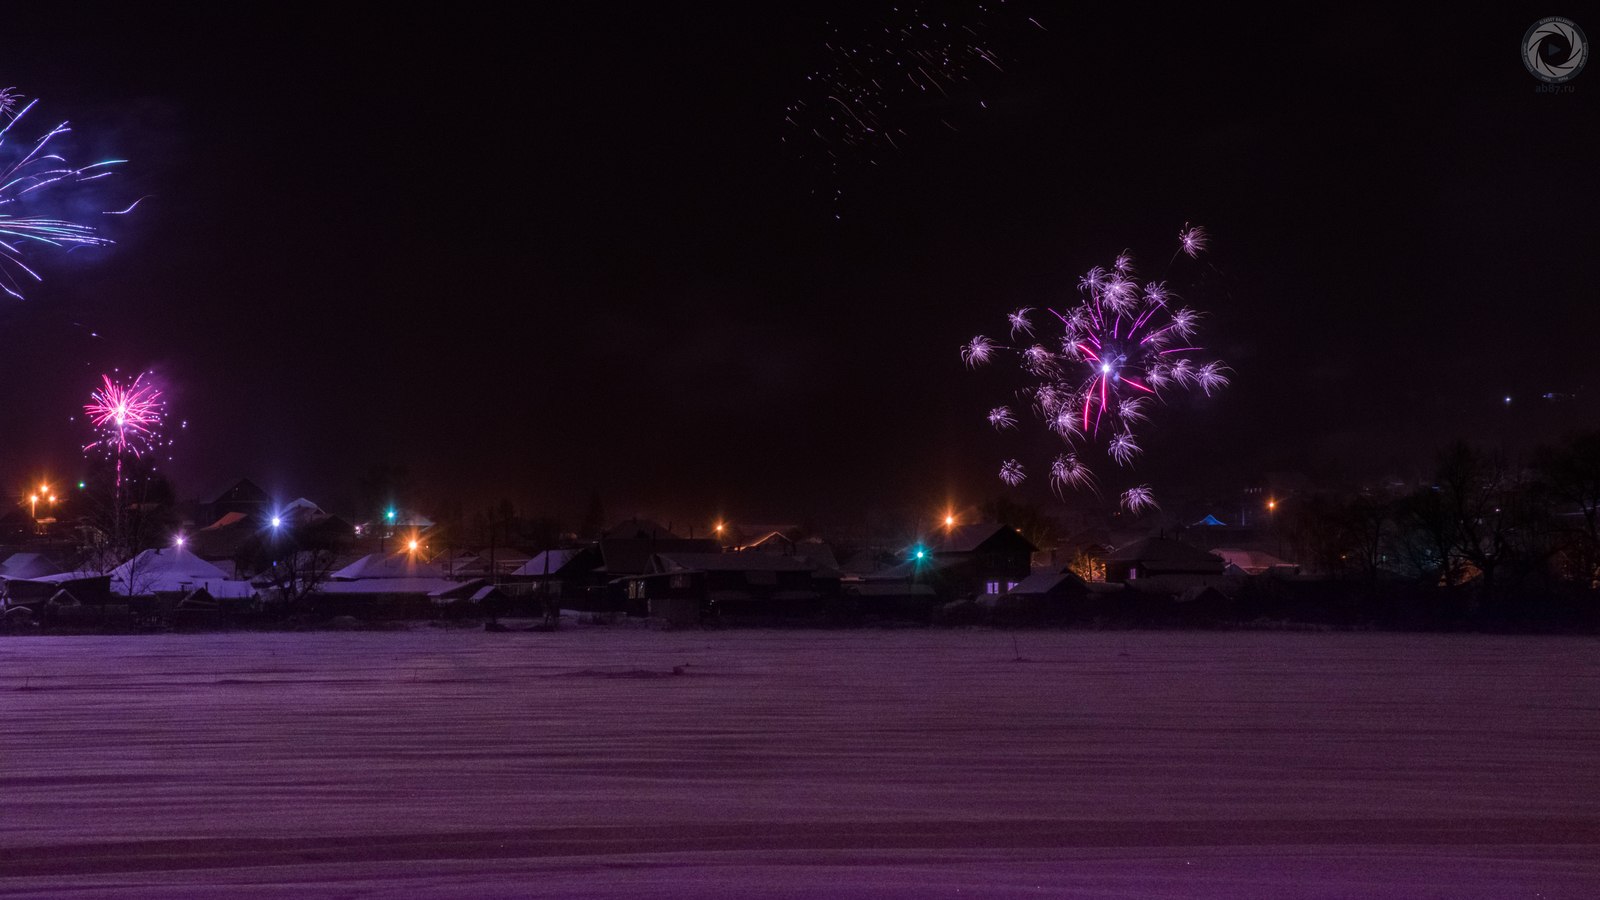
[
  {"left": 78, "top": 482, "right": 84, "bottom": 489},
  {"left": 915, "top": 549, "right": 925, "bottom": 559}
]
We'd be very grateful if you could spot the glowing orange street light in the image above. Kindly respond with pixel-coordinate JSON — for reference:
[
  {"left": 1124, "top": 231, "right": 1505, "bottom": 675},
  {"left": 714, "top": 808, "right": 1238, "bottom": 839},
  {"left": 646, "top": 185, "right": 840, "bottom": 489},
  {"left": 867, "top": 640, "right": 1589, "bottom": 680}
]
[
  {"left": 29, "top": 494, "right": 38, "bottom": 518},
  {"left": 408, "top": 540, "right": 419, "bottom": 552},
  {"left": 944, "top": 515, "right": 955, "bottom": 527}
]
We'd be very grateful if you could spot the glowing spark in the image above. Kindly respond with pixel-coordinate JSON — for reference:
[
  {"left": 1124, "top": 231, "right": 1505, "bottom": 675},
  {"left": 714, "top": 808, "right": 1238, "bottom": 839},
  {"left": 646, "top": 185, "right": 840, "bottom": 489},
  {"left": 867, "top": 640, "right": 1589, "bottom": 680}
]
[
  {"left": 1007, "top": 307, "right": 1034, "bottom": 337},
  {"left": 1196, "top": 361, "right": 1230, "bottom": 395},
  {"left": 1051, "top": 453, "right": 1095, "bottom": 491},
  {"left": 988, "top": 406, "right": 1017, "bottom": 429},
  {"left": 1022, "top": 344, "right": 1054, "bottom": 374},
  {"left": 1000, "top": 459, "right": 1026, "bottom": 486},
  {"left": 1122, "top": 485, "right": 1158, "bottom": 514},
  {"left": 1108, "top": 431, "right": 1142, "bottom": 466},
  {"left": 1178, "top": 224, "right": 1207, "bottom": 258},
  {"left": 962, "top": 335, "right": 996, "bottom": 366}
]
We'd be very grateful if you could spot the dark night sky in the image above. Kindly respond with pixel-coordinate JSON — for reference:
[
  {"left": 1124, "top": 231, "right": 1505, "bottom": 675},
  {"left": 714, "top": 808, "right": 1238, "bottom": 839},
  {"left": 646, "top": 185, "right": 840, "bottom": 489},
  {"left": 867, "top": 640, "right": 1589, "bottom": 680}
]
[{"left": 0, "top": 5, "right": 1595, "bottom": 525}]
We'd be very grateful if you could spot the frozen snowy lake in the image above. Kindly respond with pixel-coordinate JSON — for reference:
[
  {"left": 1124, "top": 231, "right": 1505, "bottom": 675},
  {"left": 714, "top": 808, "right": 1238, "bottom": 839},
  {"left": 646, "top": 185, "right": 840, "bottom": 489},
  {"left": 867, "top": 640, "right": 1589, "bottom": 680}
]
[{"left": 2, "top": 629, "right": 1598, "bottom": 898}]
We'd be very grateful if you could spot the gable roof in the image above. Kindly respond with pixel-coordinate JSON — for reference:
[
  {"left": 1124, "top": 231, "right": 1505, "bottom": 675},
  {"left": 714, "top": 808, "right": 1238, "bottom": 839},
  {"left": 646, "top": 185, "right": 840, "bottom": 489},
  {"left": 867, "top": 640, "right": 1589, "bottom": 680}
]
[
  {"left": 207, "top": 477, "right": 272, "bottom": 506},
  {"left": 932, "top": 523, "right": 1040, "bottom": 554},
  {"left": 1007, "top": 571, "right": 1090, "bottom": 596},
  {"left": 0, "top": 553, "right": 62, "bottom": 580}
]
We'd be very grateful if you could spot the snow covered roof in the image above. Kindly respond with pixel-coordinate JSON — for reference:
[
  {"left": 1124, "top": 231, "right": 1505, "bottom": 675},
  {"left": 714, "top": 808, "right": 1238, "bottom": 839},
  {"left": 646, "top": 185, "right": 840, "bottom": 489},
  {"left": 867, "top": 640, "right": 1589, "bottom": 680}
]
[
  {"left": 100, "top": 547, "right": 251, "bottom": 595},
  {"left": 329, "top": 553, "right": 444, "bottom": 580},
  {"left": 0, "top": 553, "right": 61, "bottom": 580},
  {"left": 110, "top": 548, "right": 232, "bottom": 595}
]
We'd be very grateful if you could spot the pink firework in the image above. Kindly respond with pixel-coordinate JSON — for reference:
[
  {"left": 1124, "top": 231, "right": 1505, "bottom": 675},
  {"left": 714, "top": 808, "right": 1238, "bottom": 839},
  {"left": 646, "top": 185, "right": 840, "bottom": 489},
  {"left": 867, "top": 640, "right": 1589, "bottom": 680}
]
[
  {"left": 963, "top": 226, "right": 1230, "bottom": 507},
  {"left": 84, "top": 373, "right": 164, "bottom": 457}
]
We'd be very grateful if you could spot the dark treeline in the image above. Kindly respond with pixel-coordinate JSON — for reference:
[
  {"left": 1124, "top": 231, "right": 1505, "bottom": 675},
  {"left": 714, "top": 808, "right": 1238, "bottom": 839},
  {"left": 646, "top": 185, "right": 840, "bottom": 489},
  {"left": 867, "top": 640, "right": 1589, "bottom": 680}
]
[{"left": 1273, "top": 432, "right": 1600, "bottom": 630}]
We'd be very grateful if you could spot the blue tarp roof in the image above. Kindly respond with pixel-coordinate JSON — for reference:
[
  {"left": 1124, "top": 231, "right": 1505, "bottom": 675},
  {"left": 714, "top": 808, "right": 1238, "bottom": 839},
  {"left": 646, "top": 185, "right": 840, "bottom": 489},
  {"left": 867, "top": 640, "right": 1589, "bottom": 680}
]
[{"left": 1192, "top": 515, "right": 1227, "bottom": 526}]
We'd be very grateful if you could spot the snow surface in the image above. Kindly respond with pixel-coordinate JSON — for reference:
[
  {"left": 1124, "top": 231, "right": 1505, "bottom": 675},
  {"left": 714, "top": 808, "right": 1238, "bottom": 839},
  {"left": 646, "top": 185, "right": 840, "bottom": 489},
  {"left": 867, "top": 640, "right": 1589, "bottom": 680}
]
[{"left": 1, "top": 630, "right": 1598, "bottom": 898}]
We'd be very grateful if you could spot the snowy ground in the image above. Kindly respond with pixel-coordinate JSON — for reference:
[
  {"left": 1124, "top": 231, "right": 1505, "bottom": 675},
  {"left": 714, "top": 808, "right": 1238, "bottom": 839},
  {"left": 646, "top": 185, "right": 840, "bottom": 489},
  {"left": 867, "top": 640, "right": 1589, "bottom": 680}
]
[{"left": 2, "top": 629, "right": 1597, "bottom": 898}]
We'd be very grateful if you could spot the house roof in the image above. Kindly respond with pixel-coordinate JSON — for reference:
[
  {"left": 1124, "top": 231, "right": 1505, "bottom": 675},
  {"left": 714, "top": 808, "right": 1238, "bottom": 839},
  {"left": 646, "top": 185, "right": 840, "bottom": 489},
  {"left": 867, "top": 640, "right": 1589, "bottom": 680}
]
[
  {"left": 109, "top": 548, "right": 234, "bottom": 596},
  {"left": 329, "top": 552, "right": 444, "bottom": 580},
  {"left": 0, "top": 553, "right": 61, "bottom": 580},
  {"left": 600, "top": 539, "right": 721, "bottom": 575},
  {"left": 931, "top": 523, "right": 1040, "bottom": 554},
  {"left": 512, "top": 549, "right": 590, "bottom": 577},
  {"left": 1211, "top": 548, "right": 1296, "bottom": 574},
  {"left": 207, "top": 477, "right": 272, "bottom": 507},
  {"left": 603, "top": 518, "right": 680, "bottom": 540},
  {"left": 1104, "top": 537, "right": 1224, "bottom": 572},
  {"left": 201, "top": 511, "right": 253, "bottom": 531},
  {"left": 651, "top": 551, "right": 816, "bottom": 574},
  {"left": 1007, "top": 571, "right": 1090, "bottom": 596}
]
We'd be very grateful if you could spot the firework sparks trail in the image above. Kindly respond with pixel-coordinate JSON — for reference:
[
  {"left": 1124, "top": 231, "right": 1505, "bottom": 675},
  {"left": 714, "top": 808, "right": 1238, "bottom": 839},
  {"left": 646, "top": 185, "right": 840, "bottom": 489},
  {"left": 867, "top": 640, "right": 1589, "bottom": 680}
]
[
  {"left": 784, "top": 4, "right": 1041, "bottom": 195},
  {"left": 962, "top": 226, "right": 1231, "bottom": 508},
  {"left": 0, "top": 92, "right": 127, "bottom": 299}
]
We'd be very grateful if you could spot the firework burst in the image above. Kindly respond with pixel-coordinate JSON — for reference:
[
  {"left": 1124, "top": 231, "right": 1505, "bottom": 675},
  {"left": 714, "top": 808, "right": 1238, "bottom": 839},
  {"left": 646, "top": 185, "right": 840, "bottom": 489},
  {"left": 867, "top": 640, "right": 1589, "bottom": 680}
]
[
  {"left": 83, "top": 372, "right": 169, "bottom": 505},
  {"left": 84, "top": 372, "right": 165, "bottom": 455},
  {"left": 0, "top": 92, "right": 127, "bottom": 300},
  {"left": 963, "top": 226, "right": 1230, "bottom": 508}
]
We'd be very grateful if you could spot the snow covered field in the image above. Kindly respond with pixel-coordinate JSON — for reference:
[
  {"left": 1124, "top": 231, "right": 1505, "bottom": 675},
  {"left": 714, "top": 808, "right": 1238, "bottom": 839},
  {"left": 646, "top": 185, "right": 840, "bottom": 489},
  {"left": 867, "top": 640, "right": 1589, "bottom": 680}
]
[{"left": 2, "top": 629, "right": 1598, "bottom": 898}]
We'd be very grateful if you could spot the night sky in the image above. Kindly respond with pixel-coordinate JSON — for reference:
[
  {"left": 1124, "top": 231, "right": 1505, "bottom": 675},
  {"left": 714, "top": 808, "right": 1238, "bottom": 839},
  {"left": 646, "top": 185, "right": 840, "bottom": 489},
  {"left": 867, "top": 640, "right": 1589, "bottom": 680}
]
[{"left": 0, "top": 5, "right": 1595, "bottom": 526}]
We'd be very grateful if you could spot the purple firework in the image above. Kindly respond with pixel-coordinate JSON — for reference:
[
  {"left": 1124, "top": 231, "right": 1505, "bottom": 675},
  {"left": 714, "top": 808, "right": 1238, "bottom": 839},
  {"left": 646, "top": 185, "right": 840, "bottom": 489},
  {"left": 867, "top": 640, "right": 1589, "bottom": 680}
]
[{"left": 963, "top": 226, "right": 1230, "bottom": 507}]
